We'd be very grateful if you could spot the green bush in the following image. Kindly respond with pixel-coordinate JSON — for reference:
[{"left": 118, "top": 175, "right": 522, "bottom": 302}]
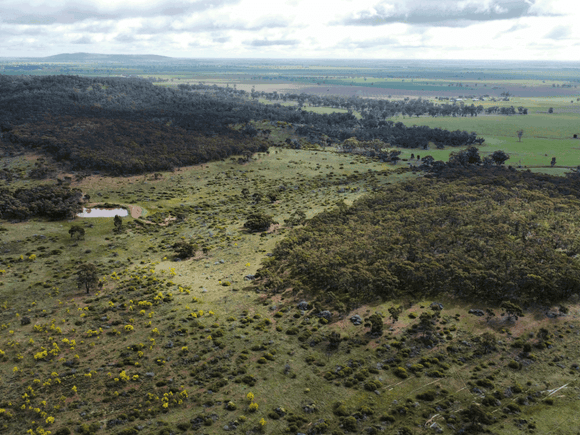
[
  {"left": 244, "top": 213, "right": 276, "bottom": 233},
  {"left": 416, "top": 390, "right": 437, "bottom": 401},
  {"left": 394, "top": 367, "right": 408, "bottom": 379},
  {"left": 343, "top": 417, "right": 357, "bottom": 432}
]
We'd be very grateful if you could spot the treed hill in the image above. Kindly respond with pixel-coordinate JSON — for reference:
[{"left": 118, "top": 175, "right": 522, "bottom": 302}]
[
  {"left": 258, "top": 166, "right": 580, "bottom": 310},
  {"left": 6, "top": 115, "right": 269, "bottom": 174},
  {"left": 0, "top": 75, "right": 484, "bottom": 174}
]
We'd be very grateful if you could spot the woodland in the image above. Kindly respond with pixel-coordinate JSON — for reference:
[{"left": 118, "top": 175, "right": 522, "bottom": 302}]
[
  {"left": 259, "top": 155, "right": 580, "bottom": 310},
  {"left": 0, "top": 76, "right": 489, "bottom": 175}
]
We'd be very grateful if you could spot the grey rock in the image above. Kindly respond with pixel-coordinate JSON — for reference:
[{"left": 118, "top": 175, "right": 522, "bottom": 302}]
[
  {"left": 297, "top": 300, "right": 309, "bottom": 310},
  {"left": 350, "top": 315, "right": 363, "bottom": 325},
  {"left": 430, "top": 302, "right": 444, "bottom": 311},
  {"left": 469, "top": 309, "right": 485, "bottom": 316}
]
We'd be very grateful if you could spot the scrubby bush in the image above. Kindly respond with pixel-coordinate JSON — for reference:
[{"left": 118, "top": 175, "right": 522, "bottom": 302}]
[
  {"left": 244, "top": 213, "right": 276, "bottom": 233},
  {"left": 393, "top": 367, "right": 408, "bottom": 379}
]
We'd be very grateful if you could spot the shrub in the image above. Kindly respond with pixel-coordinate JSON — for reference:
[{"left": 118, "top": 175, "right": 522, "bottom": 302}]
[
  {"left": 476, "top": 379, "right": 495, "bottom": 389},
  {"left": 416, "top": 390, "right": 437, "bottom": 401},
  {"left": 244, "top": 213, "right": 276, "bottom": 233},
  {"left": 333, "top": 402, "right": 349, "bottom": 417},
  {"left": 286, "top": 327, "right": 299, "bottom": 335},
  {"left": 343, "top": 417, "right": 357, "bottom": 432},
  {"left": 508, "top": 360, "right": 521, "bottom": 369},
  {"left": 394, "top": 367, "right": 408, "bottom": 379},
  {"left": 364, "top": 380, "right": 381, "bottom": 391}
]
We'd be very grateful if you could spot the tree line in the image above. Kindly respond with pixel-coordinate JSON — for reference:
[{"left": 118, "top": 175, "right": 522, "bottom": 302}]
[{"left": 0, "top": 184, "right": 83, "bottom": 221}]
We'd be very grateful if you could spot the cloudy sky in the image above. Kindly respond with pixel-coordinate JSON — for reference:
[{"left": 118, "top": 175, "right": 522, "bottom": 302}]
[{"left": 0, "top": 0, "right": 577, "bottom": 59}]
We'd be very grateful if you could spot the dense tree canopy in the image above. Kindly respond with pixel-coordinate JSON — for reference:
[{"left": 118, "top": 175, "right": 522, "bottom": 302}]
[
  {"left": 0, "top": 184, "right": 83, "bottom": 221},
  {"left": 258, "top": 166, "right": 580, "bottom": 309}
]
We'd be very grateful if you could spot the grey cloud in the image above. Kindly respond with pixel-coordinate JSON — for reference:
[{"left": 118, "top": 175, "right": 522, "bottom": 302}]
[
  {"left": 342, "top": 37, "right": 400, "bottom": 49},
  {"left": 114, "top": 34, "right": 137, "bottom": 43},
  {"left": 544, "top": 25, "right": 571, "bottom": 40},
  {"left": 4, "top": 14, "right": 58, "bottom": 25},
  {"left": 71, "top": 36, "right": 94, "bottom": 44},
  {"left": 338, "top": 0, "right": 559, "bottom": 28},
  {"left": 505, "top": 22, "right": 529, "bottom": 32},
  {"left": 246, "top": 39, "right": 299, "bottom": 46},
  {"left": 136, "top": 16, "right": 291, "bottom": 35},
  {"left": 336, "top": 36, "right": 440, "bottom": 50},
  {"left": 1, "top": 0, "right": 241, "bottom": 26},
  {"left": 213, "top": 36, "right": 231, "bottom": 43}
]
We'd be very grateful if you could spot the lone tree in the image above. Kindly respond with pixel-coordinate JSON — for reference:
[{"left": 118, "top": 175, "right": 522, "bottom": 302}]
[
  {"left": 551, "top": 157, "right": 556, "bottom": 167},
  {"left": 548, "top": 107, "right": 554, "bottom": 113},
  {"left": 173, "top": 241, "right": 198, "bottom": 258},
  {"left": 68, "top": 225, "right": 85, "bottom": 240},
  {"left": 500, "top": 301, "right": 524, "bottom": 322},
  {"left": 517, "top": 129, "right": 524, "bottom": 142},
  {"left": 113, "top": 215, "right": 123, "bottom": 233},
  {"left": 77, "top": 263, "right": 99, "bottom": 294},
  {"left": 388, "top": 306, "right": 402, "bottom": 324},
  {"left": 328, "top": 331, "right": 341, "bottom": 351},
  {"left": 244, "top": 213, "right": 276, "bottom": 233},
  {"left": 490, "top": 150, "right": 510, "bottom": 166},
  {"left": 368, "top": 313, "right": 384, "bottom": 336}
]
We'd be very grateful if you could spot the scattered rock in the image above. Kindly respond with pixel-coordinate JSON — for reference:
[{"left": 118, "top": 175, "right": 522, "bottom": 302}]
[
  {"left": 350, "top": 315, "right": 363, "bottom": 326},
  {"left": 468, "top": 309, "right": 485, "bottom": 316},
  {"left": 317, "top": 310, "right": 332, "bottom": 320},
  {"left": 297, "top": 300, "right": 309, "bottom": 310},
  {"left": 430, "top": 302, "right": 444, "bottom": 311},
  {"left": 244, "top": 274, "right": 256, "bottom": 281}
]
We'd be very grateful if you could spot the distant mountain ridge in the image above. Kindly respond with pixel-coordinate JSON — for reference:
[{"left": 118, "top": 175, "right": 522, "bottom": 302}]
[{"left": 37, "top": 52, "right": 174, "bottom": 63}]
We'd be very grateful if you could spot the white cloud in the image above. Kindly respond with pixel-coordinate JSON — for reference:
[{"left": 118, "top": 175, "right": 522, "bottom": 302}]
[{"left": 0, "top": 0, "right": 578, "bottom": 59}]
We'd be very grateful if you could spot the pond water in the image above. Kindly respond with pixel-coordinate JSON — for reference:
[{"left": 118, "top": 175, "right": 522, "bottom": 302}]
[{"left": 77, "top": 208, "right": 129, "bottom": 218}]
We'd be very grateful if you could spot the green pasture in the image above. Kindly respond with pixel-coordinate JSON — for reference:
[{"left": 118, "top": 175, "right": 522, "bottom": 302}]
[{"left": 399, "top": 112, "right": 578, "bottom": 139}]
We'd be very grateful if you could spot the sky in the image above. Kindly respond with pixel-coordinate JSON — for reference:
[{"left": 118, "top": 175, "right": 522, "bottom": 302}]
[{"left": 0, "top": 0, "right": 578, "bottom": 60}]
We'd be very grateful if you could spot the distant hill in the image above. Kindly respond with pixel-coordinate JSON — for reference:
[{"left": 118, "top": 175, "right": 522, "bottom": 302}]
[{"left": 39, "top": 52, "right": 174, "bottom": 63}]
